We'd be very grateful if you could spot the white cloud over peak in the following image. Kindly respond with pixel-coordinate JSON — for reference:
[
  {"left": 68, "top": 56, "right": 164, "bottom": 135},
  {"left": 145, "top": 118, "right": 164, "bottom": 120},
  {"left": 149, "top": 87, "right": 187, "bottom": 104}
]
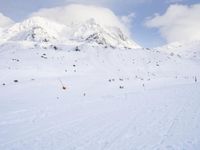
[
  {"left": 121, "top": 13, "right": 135, "bottom": 29},
  {"left": 0, "top": 12, "right": 14, "bottom": 28},
  {"left": 31, "top": 4, "right": 131, "bottom": 35},
  {"left": 146, "top": 4, "right": 200, "bottom": 43}
]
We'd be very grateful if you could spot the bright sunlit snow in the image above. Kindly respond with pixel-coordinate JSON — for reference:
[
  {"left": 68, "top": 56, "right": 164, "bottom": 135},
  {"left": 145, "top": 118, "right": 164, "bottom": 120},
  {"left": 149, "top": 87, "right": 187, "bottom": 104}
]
[{"left": 0, "top": 3, "right": 200, "bottom": 150}]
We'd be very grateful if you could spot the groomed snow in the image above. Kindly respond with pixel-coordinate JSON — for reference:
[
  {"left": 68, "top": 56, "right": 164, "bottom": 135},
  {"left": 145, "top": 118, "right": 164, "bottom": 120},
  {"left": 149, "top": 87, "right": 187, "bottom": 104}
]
[
  {"left": 1, "top": 79, "right": 200, "bottom": 150},
  {"left": 0, "top": 17, "right": 200, "bottom": 150}
]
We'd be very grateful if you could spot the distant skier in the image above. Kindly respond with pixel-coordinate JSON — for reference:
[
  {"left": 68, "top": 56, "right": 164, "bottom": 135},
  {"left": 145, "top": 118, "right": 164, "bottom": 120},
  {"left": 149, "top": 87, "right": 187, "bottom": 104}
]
[{"left": 195, "top": 76, "right": 197, "bottom": 83}]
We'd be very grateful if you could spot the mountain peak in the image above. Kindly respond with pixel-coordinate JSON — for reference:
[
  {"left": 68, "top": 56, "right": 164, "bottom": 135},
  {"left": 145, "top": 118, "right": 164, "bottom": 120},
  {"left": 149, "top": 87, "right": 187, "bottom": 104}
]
[
  {"left": 70, "top": 18, "right": 141, "bottom": 49},
  {"left": 1, "top": 16, "right": 66, "bottom": 42},
  {"left": 1, "top": 16, "right": 141, "bottom": 49}
]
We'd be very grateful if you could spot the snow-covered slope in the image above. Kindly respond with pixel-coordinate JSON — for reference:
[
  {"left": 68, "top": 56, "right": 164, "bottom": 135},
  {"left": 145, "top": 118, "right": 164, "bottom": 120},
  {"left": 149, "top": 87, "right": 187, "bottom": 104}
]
[
  {"left": 0, "top": 17, "right": 140, "bottom": 49},
  {"left": 157, "top": 40, "right": 200, "bottom": 60},
  {"left": 0, "top": 41, "right": 200, "bottom": 150},
  {"left": 0, "top": 16, "right": 200, "bottom": 150}
]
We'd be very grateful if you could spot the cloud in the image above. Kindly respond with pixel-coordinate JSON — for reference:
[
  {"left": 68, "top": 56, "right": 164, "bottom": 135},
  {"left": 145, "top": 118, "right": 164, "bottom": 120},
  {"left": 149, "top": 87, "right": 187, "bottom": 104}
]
[
  {"left": 31, "top": 4, "right": 131, "bottom": 35},
  {"left": 145, "top": 4, "right": 200, "bottom": 43},
  {"left": 121, "top": 13, "right": 135, "bottom": 28},
  {"left": 0, "top": 12, "right": 14, "bottom": 28}
]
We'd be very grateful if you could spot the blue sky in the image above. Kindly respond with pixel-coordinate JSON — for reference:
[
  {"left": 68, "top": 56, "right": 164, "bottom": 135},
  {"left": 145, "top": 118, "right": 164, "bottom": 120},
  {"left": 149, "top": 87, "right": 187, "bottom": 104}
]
[{"left": 0, "top": 0, "right": 199, "bottom": 47}]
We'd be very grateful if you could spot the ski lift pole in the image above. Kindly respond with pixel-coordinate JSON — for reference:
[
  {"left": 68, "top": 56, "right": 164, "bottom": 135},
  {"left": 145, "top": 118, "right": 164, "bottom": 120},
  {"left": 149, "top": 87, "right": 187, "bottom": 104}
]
[{"left": 58, "top": 78, "right": 67, "bottom": 90}]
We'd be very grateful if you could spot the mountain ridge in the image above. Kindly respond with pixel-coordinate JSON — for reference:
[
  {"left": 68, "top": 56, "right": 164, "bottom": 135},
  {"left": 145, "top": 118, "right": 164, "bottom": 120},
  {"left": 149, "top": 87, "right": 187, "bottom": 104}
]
[{"left": 0, "top": 16, "right": 141, "bottom": 49}]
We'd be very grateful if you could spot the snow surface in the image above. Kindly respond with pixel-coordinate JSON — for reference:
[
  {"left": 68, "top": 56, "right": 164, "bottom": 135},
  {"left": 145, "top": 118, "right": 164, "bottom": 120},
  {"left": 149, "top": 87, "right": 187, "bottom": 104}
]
[
  {"left": 157, "top": 40, "right": 200, "bottom": 60},
  {"left": 0, "top": 17, "right": 200, "bottom": 150}
]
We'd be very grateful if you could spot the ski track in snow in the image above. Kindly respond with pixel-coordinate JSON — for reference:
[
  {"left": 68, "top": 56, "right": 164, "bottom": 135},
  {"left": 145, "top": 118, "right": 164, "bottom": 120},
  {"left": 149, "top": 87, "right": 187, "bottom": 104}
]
[{"left": 0, "top": 81, "right": 200, "bottom": 150}]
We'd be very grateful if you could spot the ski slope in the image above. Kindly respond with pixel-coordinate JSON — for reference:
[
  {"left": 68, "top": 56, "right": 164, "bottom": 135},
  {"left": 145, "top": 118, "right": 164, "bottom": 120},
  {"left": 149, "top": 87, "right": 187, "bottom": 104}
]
[
  {"left": 0, "top": 77, "right": 200, "bottom": 150},
  {"left": 0, "top": 17, "right": 200, "bottom": 150}
]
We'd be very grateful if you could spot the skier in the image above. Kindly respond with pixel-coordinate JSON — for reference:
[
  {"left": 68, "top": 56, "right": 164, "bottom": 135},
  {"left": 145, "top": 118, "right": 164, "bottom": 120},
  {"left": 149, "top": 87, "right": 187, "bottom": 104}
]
[{"left": 195, "top": 76, "right": 197, "bottom": 83}]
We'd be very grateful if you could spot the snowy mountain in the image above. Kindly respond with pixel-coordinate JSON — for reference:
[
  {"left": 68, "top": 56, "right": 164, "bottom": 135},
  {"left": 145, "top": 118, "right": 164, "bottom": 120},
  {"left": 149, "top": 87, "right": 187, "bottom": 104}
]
[
  {"left": 0, "top": 16, "right": 200, "bottom": 150},
  {"left": 69, "top": 19, "right": 140, "bottom": 49},
  {"left": 0, "top": 17, "right": 67, "bottom": 43},
  {"left": 157, "top": 40, "right": 200, "bottom": 59},
  {"left": 0, "top": 17, "right": 140, "bottom": 49}
]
